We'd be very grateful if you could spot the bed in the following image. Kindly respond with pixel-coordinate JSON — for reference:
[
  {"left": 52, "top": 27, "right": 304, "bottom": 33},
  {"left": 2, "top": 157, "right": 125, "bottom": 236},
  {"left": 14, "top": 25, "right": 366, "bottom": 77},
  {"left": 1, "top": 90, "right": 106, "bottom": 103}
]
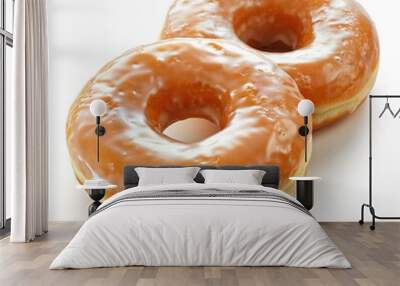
[{"left": 50, "top": 165, "right": 350, "bottom": 269}]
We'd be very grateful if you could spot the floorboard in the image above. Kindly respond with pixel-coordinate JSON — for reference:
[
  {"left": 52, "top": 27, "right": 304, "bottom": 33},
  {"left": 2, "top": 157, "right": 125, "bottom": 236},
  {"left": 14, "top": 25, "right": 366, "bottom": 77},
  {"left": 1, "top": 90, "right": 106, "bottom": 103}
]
[{"left": 0, "top": 222, "right": 399, "bottom": 286}]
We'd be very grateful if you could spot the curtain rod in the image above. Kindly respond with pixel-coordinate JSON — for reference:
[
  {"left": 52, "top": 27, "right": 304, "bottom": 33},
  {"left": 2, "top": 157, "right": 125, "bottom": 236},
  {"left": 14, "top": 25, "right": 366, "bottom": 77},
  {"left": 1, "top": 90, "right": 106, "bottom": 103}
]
[{"left": 370, "top": 95, "right": 400, "bottom": 98}]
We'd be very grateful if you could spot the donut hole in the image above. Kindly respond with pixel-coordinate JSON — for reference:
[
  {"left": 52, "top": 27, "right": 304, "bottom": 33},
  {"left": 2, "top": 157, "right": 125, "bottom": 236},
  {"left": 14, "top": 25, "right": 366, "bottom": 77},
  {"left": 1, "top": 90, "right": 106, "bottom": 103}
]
[
  {"left": 144, "top": 82, "right": 229, "bottom": 143},
  {"left": 163, "top": 118, "right": 220, "bottom": 143},
  {"left": 233, "top": 7, "right": 314, "bottom": 53}
]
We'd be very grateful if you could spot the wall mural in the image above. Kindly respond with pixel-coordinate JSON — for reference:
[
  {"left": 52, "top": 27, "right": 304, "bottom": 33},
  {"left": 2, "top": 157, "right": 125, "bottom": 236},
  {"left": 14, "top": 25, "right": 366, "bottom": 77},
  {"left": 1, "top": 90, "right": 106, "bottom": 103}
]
[{"left": 66, "top": 0, "right": 379, "bottom": 197}]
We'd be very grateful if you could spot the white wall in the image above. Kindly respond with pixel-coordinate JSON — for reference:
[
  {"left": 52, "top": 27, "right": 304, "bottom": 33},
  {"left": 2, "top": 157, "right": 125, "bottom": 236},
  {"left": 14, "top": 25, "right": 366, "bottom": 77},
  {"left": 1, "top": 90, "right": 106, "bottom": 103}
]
[{"left": 48, "top": 0, "right": 400, "bottom": 221}]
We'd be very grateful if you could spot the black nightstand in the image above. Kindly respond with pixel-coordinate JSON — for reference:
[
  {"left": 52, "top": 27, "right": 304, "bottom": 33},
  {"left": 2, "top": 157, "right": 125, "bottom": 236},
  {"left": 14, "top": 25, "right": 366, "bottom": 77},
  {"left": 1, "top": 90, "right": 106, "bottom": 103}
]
[
  {"left": 77, "top": 184, "right": 117, "bottom": 216},
  {"left": 289, "top": 177, "right": 321, "bottom": 210}
]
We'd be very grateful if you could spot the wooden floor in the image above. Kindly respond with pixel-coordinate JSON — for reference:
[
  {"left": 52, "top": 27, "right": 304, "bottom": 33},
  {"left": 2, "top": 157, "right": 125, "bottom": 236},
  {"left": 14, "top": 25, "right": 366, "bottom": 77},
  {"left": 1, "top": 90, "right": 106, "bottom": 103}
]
[{"left": 0, "top": 222, "right": 399, "bottom": 286}]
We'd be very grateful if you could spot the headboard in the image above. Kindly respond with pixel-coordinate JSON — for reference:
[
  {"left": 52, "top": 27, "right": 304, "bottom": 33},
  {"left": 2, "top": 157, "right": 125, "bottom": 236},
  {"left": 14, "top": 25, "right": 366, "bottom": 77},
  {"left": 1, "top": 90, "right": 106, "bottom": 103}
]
[{"left": 123, "top": 165, "right": 280, "bottom": 189}]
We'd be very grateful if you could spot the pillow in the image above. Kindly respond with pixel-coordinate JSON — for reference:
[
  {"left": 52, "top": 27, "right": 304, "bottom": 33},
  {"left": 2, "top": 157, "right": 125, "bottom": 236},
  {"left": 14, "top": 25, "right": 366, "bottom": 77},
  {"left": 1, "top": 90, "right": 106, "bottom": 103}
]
[
  {"left": 135, "top": 167, "right": 200, "bottom": 186},
  {"left": 200, "top": 169, "right": 266, "bottom": 185}
]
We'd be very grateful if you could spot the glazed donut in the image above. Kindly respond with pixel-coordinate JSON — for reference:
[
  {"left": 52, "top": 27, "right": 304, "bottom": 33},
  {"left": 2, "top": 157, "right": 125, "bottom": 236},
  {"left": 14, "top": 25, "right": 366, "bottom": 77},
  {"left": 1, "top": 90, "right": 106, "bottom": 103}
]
[
  {"left": 66, "top": 38, "right": 307, "bottom": 197},
  {"left": 161, "top": 0, "right": 380, "bottom": 129}
]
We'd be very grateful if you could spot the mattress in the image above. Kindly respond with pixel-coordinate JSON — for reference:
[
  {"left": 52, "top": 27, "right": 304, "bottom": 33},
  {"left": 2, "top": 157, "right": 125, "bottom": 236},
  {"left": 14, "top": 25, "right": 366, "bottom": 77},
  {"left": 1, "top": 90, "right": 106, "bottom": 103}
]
[{"left": 50, "top": 183, "right": 350, "bottom": 269}]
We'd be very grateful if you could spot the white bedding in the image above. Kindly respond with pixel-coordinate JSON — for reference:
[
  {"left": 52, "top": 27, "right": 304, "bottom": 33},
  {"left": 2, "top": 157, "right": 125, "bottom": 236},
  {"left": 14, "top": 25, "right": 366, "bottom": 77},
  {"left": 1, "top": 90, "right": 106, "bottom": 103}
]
[{"left": 50, "top": 183, "right": 350, "bottom": 269}]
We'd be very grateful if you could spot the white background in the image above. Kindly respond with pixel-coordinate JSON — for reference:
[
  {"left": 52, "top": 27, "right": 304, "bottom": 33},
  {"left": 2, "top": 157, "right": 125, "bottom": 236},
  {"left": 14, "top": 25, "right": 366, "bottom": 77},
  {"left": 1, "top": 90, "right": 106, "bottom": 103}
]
[{"left": 47, "top": 0, "right": 400, "bottom": 221}]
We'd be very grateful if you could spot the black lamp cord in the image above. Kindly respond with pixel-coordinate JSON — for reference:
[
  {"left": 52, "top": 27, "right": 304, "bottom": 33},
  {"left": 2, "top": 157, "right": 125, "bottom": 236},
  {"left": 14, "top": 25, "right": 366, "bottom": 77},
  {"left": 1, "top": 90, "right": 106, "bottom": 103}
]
[
  {"left": 96, "top": 116, "right": 100, "bottom": 162},
  {"left": 95, "top": 116, "right": 107, "bottom": 162},
  {"left": 304, "top": 116, "right": 308, "bottom": 163}
]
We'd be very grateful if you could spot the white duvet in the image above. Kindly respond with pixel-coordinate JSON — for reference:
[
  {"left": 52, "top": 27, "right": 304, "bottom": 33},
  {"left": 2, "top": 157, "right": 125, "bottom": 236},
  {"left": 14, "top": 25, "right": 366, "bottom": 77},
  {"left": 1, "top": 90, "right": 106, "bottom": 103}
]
[{"left": 50, "top": 183, "right": 350, "bottom": 269}]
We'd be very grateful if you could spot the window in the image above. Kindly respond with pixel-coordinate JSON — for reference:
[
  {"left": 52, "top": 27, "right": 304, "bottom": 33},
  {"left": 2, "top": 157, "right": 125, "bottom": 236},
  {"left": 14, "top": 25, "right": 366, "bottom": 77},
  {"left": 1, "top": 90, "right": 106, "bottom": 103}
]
[{"left": 0, "top": 0, "right": 14, "bottom": 235}]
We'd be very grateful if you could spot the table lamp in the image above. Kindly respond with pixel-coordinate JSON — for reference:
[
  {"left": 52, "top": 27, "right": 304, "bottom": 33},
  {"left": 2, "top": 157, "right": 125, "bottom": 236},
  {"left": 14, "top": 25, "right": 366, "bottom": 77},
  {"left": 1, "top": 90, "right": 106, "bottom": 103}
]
[
  {"left": 90, "top": 99, "right": 107, "bottom": 162},
  {"left": 297, "top": 99, "right": 315, "bottom": 163}
]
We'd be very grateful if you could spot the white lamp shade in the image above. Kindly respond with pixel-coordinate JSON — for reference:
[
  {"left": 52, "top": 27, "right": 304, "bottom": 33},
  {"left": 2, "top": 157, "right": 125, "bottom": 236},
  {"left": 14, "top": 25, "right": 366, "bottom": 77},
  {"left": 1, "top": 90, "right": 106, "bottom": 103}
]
[
  {"left": 90, "top": 99, "right": 107, "bottom": 117},
  {"left": 297, "top": 99, "right": 315, "bottom": 116}
]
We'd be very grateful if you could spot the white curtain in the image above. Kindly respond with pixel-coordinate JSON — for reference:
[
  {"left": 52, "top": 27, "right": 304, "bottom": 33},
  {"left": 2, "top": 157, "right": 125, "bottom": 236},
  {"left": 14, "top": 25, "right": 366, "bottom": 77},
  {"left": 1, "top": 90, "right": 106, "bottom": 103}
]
[{"left": 9, "top": 0, "right": 49, "bottom": 242}]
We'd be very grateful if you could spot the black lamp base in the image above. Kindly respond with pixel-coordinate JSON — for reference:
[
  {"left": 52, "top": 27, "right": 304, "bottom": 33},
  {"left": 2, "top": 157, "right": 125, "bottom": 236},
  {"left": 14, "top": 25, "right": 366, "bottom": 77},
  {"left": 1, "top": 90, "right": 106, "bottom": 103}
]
[
  {"left": 95, "top": 125, "right": 106, "bottom": 136},
  {"left": 298, "top": 126, "right": 309, "bottom": 136}
]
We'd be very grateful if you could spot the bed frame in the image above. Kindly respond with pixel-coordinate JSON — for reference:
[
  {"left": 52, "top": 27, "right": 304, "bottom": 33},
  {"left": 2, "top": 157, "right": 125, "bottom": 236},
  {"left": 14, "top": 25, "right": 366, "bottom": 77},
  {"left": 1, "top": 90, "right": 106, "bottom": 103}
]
[{"left": 123, "top": 165, "right": 280, "bottom": 190}]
